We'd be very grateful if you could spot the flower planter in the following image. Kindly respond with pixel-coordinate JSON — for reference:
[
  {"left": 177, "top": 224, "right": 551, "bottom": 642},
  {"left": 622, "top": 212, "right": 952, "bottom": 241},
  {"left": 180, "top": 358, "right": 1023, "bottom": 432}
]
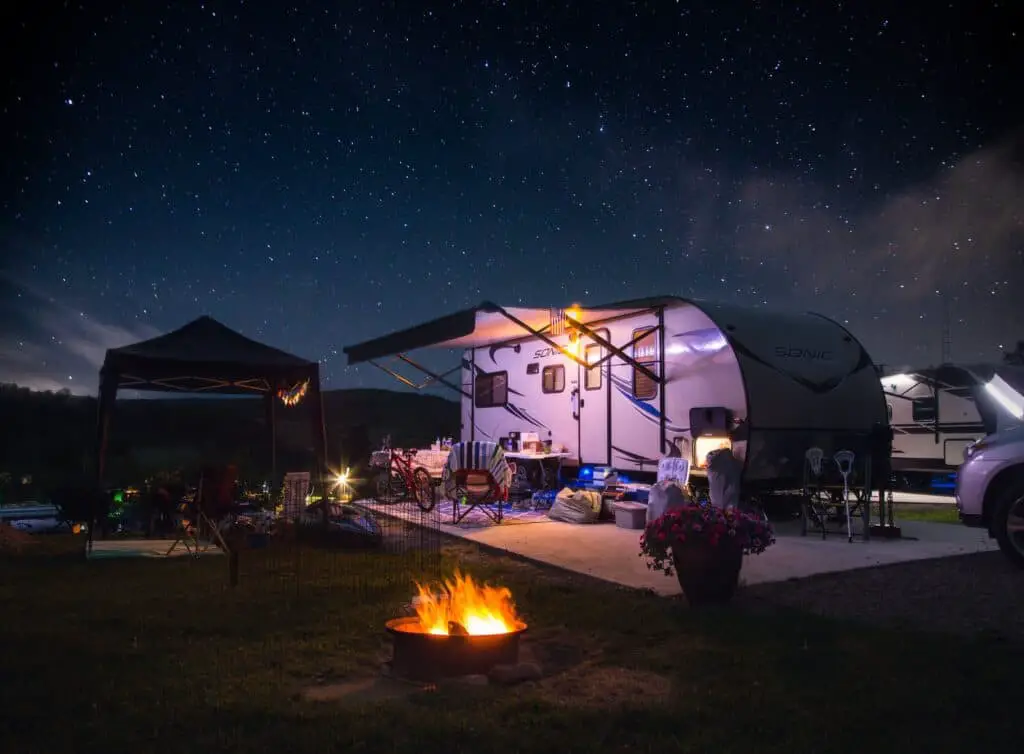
[{"left": 672, "top": 542, "right": 743, "bottom": 606}]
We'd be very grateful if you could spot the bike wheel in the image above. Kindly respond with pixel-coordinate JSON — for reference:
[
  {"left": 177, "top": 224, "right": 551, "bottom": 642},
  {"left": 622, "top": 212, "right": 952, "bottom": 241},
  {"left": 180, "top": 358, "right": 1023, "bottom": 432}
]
[{"left": 413, "top": 468, "right": 437, "bottom": 512}]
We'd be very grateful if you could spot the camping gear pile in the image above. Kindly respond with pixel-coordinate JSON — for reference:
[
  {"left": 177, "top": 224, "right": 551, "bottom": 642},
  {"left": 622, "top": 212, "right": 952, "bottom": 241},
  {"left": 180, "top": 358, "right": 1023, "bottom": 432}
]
[{"left": 547, "top": 487, "right": 603, "bottom": 523}]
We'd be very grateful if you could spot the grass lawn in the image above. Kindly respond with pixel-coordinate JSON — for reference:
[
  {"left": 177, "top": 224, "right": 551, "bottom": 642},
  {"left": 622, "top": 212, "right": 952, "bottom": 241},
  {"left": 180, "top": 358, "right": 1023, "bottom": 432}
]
[
  {"left": 892, "top": 503, "right": 960, "bottom": 524},
  {"left": 1, "top": 534, "right": 1020, "bottom": 754}
]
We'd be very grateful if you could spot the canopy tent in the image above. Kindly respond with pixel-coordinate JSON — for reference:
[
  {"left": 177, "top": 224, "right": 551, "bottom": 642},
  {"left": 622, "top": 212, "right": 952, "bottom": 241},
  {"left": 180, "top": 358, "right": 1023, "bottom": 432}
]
[{"left": 94, "top": 316, "right": 328, "bottom": 525}]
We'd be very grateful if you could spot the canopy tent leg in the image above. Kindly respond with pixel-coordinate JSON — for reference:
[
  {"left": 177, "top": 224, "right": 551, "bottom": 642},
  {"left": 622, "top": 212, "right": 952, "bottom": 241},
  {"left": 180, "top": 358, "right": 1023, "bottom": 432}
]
[
  {"left": 264, "top": 391, "right": 278, "bottom": 499},
  {"left": 90, "top": 374, "right": 118, "bottom": 556},
  {"left": 308, "top": 370, "right": 329, "bottom": 504}
]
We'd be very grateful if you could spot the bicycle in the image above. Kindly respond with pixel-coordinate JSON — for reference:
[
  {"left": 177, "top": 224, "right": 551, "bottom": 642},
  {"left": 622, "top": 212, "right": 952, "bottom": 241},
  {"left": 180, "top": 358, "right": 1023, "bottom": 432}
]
[{"left": 375, "top": 444, "right": 437, "bottom": 511}]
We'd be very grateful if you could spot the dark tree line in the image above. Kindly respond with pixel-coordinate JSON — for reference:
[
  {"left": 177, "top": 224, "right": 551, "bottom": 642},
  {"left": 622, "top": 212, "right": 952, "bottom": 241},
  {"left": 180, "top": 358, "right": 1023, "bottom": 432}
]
[{"left": 0, "top": 384, "right": 459, "bottom": 501}]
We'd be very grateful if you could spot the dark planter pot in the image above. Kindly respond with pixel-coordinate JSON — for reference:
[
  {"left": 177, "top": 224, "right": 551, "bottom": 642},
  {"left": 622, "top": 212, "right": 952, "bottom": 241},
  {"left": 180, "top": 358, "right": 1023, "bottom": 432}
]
[{"left": 672, "top": 542, "right": 743, "bottom": 606}]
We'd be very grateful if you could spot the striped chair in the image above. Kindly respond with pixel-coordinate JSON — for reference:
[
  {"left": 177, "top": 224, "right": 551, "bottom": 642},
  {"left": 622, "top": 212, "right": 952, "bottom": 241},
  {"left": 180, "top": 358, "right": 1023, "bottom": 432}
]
[{"left": 442, "top": 441, "right": 515, "bottom": 524}]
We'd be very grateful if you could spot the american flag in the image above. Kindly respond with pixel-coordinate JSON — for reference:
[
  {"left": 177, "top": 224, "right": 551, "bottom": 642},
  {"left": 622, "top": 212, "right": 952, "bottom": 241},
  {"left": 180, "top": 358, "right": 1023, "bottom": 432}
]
[{"left": 549, "top": 308, "right": 566, "bottom": 336}]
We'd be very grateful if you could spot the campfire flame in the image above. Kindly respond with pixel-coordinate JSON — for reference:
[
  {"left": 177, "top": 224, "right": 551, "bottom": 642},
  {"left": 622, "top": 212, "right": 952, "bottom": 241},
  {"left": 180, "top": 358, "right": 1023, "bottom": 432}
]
[{"left": 413, "top": 571, "right": 519, "bottom": 636}]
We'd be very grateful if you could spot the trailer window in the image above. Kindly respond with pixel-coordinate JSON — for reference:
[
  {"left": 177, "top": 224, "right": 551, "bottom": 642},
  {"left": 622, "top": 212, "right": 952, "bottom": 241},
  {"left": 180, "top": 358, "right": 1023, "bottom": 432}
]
[
  {"left": 542, "top": 365, "right": 565, "bottom": 394},
  {"left": 911, "top": 396, "right": 936, "bottom": 423},
  {"left": 474, "top": 371, "right": 508, "bottom": 408},
  {"left": 584, "top": 344, "right": 602, "bottom": 390},
  {"left": 632, "top": 327, "right": 658, "bottom": 401}
]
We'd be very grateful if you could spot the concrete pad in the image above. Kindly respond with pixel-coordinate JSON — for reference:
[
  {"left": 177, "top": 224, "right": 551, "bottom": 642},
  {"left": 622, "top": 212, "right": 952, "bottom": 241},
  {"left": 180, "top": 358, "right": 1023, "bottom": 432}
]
[
  {"left": 355, "top": 500, "right": 996, "bottom": 595},
  {"left": 449, "top": 519, "right": 997, "bottom": 595}
]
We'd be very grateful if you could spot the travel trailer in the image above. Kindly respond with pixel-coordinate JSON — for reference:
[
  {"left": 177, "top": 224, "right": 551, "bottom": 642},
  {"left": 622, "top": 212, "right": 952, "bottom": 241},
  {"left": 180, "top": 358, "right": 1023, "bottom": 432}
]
[
  {"left": 881, "top": 364, "right": 1024, "bottom": 478},
  {"left": 344, "top": 297, "right": 889, "bottom": 491}
]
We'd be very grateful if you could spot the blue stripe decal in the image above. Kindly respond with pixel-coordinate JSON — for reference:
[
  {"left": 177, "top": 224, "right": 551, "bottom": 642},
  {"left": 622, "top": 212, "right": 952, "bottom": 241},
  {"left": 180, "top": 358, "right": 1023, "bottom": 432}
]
[{"left": 609, "top": 374, "right": 687, "bottom": 433}]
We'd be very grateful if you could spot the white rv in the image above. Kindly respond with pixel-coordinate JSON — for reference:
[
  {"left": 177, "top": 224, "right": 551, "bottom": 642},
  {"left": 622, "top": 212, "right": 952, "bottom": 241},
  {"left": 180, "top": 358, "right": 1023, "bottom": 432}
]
[
  {"left": 881, "top": 364, "right": 1024, "bottom": 476},
  {"left": 344, "top": 297, "right": 889, "bottom": 491}
]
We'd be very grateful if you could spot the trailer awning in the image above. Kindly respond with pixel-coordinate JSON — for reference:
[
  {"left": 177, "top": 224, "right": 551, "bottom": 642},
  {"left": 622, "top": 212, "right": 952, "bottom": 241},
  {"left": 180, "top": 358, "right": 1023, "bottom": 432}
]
[
  {"left": 342, "top": 298, "right": 673, "bottom": 397},
  {"left": 342, "top": 298, "right": 675, "bottom": 365}
]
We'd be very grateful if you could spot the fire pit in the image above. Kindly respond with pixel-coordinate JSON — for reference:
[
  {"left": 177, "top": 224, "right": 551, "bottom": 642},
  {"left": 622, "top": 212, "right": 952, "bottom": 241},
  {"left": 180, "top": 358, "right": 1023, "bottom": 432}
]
[{"left": 385, "top": 572, "right": 528, "bottom": 681}]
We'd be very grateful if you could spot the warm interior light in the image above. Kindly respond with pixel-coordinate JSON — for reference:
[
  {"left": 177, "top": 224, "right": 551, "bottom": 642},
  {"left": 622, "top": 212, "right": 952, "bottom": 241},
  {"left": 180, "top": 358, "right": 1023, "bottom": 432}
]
[
  {"left": 694, "top": 435, "right": 732, "bottom": 468},
  {"left": 985, "top": 376, "right": 1024, "bottom": 420},
  {"left": 565, "top": 306, "right": 581, "bottom": 322},
  {"left": 413, "top": 571, "right": 519, "bottom": 636}
]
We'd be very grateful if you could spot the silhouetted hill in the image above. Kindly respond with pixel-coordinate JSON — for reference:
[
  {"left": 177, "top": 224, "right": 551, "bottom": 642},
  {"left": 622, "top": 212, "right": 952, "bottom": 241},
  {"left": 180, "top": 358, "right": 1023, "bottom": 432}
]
[{"left": 0, "top": 383, "right": 459, "bottom": 493}]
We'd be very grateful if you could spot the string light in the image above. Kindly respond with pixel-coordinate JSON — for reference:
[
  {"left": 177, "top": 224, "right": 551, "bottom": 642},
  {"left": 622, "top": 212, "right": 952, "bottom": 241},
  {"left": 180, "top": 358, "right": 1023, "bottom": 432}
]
[{"left": 277, "top": 379, "right": 310, "bottom": 407}]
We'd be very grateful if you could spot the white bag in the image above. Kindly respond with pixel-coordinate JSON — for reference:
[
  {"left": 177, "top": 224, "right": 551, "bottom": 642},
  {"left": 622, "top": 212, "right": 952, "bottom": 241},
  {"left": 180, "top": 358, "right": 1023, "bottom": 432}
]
[{"left": 645, "top": 480, "right": 690, "bottom": 524}]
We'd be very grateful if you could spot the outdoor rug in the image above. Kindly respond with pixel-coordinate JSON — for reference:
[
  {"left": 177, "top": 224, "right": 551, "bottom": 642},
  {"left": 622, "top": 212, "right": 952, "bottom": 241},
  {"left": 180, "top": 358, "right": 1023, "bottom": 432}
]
[
  {"left": 357, "top": 499, "right": 553, "bottom": 529},
  {"left": 432, "top": 500, "right": 553, "bottom": 529}
]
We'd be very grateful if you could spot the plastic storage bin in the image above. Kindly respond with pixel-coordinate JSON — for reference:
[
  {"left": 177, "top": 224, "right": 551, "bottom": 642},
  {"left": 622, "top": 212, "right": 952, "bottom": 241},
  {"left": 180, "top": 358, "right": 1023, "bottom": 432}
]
[{"left": 613, "top": 502, "right": 647, "bottom": 530}]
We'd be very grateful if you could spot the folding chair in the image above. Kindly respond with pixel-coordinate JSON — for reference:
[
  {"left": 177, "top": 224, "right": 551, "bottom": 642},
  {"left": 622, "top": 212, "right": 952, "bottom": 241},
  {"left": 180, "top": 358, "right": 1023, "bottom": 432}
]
[
  {"left": 166, "top": 498, "right": 202, "bottom": 557},
  {"left": 442, "top": 441, "right": 514, "bottom": 524},
  {"left": 166, "top": 466, "right": 237, "bottom": 555},
  {"left": 801, "top": 449, "right": 862, "bottom": 541}
]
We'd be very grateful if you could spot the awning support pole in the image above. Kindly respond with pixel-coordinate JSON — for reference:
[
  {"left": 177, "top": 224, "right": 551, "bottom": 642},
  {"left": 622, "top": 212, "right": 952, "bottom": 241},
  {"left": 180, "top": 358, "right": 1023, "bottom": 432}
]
[
  {"left": 394, "top": 355, "right": 468, "bottom": 396},
  {"left": 583, "top": 327, "right": 659, "bottom": 374},
  {"left": 367, "top": 357, "right": 471, "bottom": 399},
  {"left": 493, "top": 306, "right": 591, "bottom": 369},
  {"left": 568, "top": 317, "right": 664, "bottom": 385}
]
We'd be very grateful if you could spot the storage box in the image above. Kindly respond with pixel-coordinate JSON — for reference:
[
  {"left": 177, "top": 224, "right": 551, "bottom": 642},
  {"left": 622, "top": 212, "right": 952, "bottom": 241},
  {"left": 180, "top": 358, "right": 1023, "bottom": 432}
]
[{"left": 613, "top": 502, "right": 647, "bottom": 530}]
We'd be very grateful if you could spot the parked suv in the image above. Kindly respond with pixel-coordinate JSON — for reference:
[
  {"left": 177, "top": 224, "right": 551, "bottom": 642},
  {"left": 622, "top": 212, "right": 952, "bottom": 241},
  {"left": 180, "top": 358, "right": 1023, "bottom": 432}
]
[{"left": 956, "top": 425, "right": 1024, "bottom": 568}]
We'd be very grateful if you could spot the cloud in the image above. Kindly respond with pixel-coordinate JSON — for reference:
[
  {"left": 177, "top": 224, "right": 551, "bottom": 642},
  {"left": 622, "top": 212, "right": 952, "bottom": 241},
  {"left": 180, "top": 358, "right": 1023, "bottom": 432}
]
[
  {"left": 728, "top": 134, "right": 1023, "bottom": 302},
  {"left": 658, "top": 131, "right": 1024, "bottom": 364},
  {"left": 0, "top": 274, "right": 160, "bottom": 394}
]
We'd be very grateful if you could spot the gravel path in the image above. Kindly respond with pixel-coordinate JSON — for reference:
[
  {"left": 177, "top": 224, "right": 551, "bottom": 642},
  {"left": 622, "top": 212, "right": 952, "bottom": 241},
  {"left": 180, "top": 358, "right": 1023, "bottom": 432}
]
[{"left": 738, "top": 551, "right": 1024, "bottom": 640}]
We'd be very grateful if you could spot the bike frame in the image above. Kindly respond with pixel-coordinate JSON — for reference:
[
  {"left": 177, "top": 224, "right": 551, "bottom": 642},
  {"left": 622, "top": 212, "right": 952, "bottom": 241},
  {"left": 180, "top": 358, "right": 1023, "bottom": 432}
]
[{"left": 388, "top": 449, "right": 420, "bottom": 487}]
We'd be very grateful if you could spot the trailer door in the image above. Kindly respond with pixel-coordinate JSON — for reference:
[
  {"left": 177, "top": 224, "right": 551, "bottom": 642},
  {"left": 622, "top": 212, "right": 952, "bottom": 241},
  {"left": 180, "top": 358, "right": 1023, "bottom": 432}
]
[{"left": 577, "top": 329, "right": 611, "bottom": 466}]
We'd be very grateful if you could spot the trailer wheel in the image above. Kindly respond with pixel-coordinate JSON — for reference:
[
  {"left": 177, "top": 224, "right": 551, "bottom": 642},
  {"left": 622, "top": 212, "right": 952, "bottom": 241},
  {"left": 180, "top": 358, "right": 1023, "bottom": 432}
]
[{"left": 991, "top": 479, "right": 1024, "bottom": 569}]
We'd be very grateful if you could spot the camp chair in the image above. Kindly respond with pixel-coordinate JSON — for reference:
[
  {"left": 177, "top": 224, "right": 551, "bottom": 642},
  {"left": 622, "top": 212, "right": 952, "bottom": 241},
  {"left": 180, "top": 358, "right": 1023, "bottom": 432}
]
[
  {"left": 800, "top": 449, "right": 863, "bottom": 541},
  {"left": 166, "top": 466, "right": 237, "bottom": 555},
  {"left": 442, "top": 441, "right": 515, "bottom": 524},
  {"left": 166, "top": 495, "right": 202, "bottom": 557}
]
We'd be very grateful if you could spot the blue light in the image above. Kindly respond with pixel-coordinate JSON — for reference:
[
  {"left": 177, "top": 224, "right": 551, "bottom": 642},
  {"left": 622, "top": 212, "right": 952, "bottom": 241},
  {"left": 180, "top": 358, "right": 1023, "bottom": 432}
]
[{"left": 930, "top": 471, "right": 956, "bottom": 491}]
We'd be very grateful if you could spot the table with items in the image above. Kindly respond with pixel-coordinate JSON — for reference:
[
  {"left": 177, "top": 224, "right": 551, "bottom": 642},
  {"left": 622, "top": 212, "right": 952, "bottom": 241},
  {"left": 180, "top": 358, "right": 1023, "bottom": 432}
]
[{"left": 504, "top": 451, "right": 571, "bottom": 494}]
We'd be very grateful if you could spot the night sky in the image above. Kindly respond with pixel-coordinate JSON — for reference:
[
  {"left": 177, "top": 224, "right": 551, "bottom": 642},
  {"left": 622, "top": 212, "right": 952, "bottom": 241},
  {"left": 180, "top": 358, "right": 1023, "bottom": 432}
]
[{"left": 2, "top": 1, "right": 1021, "bottom": 395}]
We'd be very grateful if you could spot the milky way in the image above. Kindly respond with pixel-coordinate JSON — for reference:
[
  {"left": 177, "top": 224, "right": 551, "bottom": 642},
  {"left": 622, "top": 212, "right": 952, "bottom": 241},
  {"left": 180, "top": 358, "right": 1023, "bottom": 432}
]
[{"left": 1, "top": 1, "right": 1021, "bottom": 394}]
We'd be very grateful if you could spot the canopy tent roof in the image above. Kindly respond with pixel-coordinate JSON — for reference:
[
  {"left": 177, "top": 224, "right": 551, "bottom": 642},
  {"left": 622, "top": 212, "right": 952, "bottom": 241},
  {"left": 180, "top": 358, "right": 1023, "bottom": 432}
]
[
  {"left": 342, "top": 297, "right": 695, "bottom": 365},
  {"left": 100, "top": 315, "right": 320, "bottom": 394}
]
